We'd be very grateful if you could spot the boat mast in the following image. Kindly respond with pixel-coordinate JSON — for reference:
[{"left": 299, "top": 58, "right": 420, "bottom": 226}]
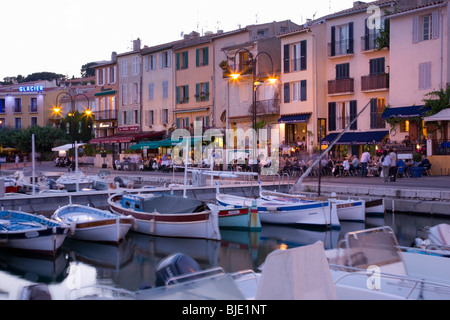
[{"left": 291, "top": 101, "right": 371, "bottom": 193}]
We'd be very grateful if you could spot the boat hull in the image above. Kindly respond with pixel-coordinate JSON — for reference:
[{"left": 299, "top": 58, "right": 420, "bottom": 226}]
[
  {"left": 108, "top": 194, "right": 221, "bottom": 241},
  {"left": 0, "top": 211, "right": 69, "bottom": 255},
  {"left": 336, "top": 200, "right": 366, "bottom": 222},
  {"left": 53, "top": 205, "right": 133, "bottom": 243},
  {"left": 217, "top": 194, "right": 340, "bottom": 229},
  {"left": 365, "top": 199, "right": 385, "bottom": 216},
  {"left": 217, "top": 207, "right": 261, "bottom": 231}
]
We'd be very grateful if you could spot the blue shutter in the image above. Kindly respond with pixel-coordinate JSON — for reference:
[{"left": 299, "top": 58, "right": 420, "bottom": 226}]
[
  {"left": 331, "top": 26, "right": 336, "bottom": 56},
  {"left": 284, "top": 83, "right": 290, "bottom": 103},
  {"left": 348, "top": 22, "right": 354, "bottom": 54},
  {"left": 196, "top": 83, "right": 200, "bottom": 102},
  {"left": 300, "top": 40, "right": 307, "bottom": 70},
  {"left": 350, "top": 100, "right": 357, "bottom": 130},
  {"left": 300, "top": 80, "right": 307, "bottom": 101},
  {"left": 328, "top": 102, "right": 336, "bottom": 131},
  {"left": 196, "top": 49, "right": 200, "bottom": 67},
  {"left": 176, "top": 53, "right": 180, "bottom": 70},
  {"left": 184, "top": 51, "right": 189, "bottom": 69},
  {"left": 176, "top": 86, "right": 180, "bottom": 104},
  {"left": 283, "top": 44, "right": 290, "bottom": 73},
  {"left": 176, "top": 118, "right": 180, "bottom": 129},
  {"left": 204, "top": 47, "right": 209, "bottom": 66}
]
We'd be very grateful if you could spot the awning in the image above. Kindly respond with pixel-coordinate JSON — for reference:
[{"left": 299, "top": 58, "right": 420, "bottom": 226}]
[
  {"left": 322, "top": 131, "right": 389, "bottom": 145},
  {"left": 424, "top": 108, "right": 450, "bottom": 122},
  {"left": 382, "top": 105, "right": 430, "bottom": 119},
  {"left": 131, "top": 137, "right": 203, "bottom": 150},
  {"left": 278, "top": 113, "right": 312, "bottom": 124},
  {"left": 89, "top": 131, "right": 164, "bottom": 145},
  {"left": 52, "top": 143, "right": 86, "bottom": 152}
]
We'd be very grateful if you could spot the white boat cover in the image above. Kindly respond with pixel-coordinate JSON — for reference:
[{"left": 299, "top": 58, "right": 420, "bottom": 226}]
[
  {"left": 428, "top": 224, "right": 450, "bottom": 246},
  {"left": 255, "top": 241, "right": 337, "bottom": 300}
]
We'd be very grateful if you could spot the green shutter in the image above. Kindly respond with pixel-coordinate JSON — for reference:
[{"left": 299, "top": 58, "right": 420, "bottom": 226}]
[
  {"left": 184, "top": 51, "right": 188, "bottom": 69},
  {"left": 176, "top": 118, "right": 180, "bottom": 128},
  {"left": 176, "top": 86, "right": 180, "bottom": 104},
  {"left": 205, "top": 82, "right": 209, "bottom": 101},
  {"left": 196, "top": 83, "right": 200, "bottom": 102},
  {"left": 205, "top": 116, "right": 209, "bottom": 127},
  {"left": 185, "top": 85, "right": 189, "bottom": 102},
  {"left": 196, "top": 49, "right": 200, "bottom": 67},
  {"left": 204, "top": 47, "right": 209, "bottom": 66},
  {"left": 185, "top": 117, "right": 189, "bottom": 128},
  {"left": 176, "top": 53, "right": 180, "bottom": 70}
]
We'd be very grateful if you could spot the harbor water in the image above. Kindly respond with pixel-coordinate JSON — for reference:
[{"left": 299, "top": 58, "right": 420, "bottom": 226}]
[{"left": 1, "top": 210, "right": 450, "bottom": 300}]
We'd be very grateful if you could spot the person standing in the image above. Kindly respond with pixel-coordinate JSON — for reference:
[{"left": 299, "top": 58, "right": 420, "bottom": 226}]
[
  {"left": 381, "top": 150, "right": 391, "bottom": 183},
  {"left": 389, "top": 148, "right": 398, "bottom": 181},
  {"left": 361, "top": 149, "right": 371, "bottom": 177},
  {"left": 15, "top": 154, "right": 19, "bottom": 168}
]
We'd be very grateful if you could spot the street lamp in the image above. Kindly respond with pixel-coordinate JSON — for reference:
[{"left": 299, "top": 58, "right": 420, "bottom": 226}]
[{"left": 229, "top": 48, "right": 277, "bottom": 165}]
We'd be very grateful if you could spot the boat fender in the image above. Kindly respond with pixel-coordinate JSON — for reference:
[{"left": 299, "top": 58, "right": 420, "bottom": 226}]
[{"left": 266, "top": 206, "right": 278, "bottom": 212}]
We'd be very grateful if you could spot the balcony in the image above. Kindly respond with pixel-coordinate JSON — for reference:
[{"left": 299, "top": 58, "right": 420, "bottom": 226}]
[
  {"left": 328, "top": 39, "right": 354, "bottom": 57},
  {"left": 361, "top": 34, "right": 389, "bottom": 52},
  {"left": 361, "top": 74, "right": 389, "bottom": 92},
  {"left": 93, "top": 109, "right": 118, "bottom": 121},
  {"left": 222, "top": 62, "right": 254, "bottom": 79},
  {"left": 250, "top": 99, "right": 280, "bottom": 116},
  {"left": 328, "top": 78, "right": 354, "bottom": 95}
]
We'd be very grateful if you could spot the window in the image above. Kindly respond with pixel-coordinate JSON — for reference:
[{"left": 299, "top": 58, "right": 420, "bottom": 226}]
[
  {"left": 176, "top": 51, "right": 189, "bottom": 70},
  {"left": 336, "top": 63, "right": 350, "bottom": 79},
  {"left": 291, "top": 81, "right": 307, "bottom": 102},
  {"left": 369, "top": 58, "right": 385, "bottom": 75},
  {"left": 109, "top": 66, "right": 116, "bottom": 83},
  {"left": 370, "top": 98, "right": 386, "bottom": 129},
  {"left": 147, "top": 110, "right": 154, "bottom": 126},
  {"left": 30, "top": 98, "right": 38, "bottom": 113},
  {"left": 289, "top": 41, "right": 307, "bottom": 72},
  {"left": 257, "top": 29, "right": 269, "bottom": 38},
  {"left": 122, "top": 111, "right": 128, "bottom": 125},
  {"left": 98, "top": 68, "right": 105, "bottom": 85},
  {"left": 122, "top": 84, "right": 128, "bottom": 105},
  {"left": 134, "top": 110, "right": 139, "bottom": 124},
  {"left": 162, "top": 109, "right": 169, "bottom": 125},
  {"left": 400, "top": 120, "right": 410, "bottom": 133},
  {"left": 148, "top": 83, "right": 154, "bottom": 101},
  {"left": 176, "top": 117, "right": 190, "bottom": 129},
  {"left": 161, "top": 51, "right": 170, "bottom": 68},
  {"left": 0, "top": 99, "right": 5, "bottom": 113},
  {"left": 121, "top": 60, "right": 127, "bottom": 77},
  {"left": 31, "top": 117, "right": 38, "bottom": 126},
  {"left": 413, "top": 12, "right": 439, "bottom": 42},
  {"left": 176, "top": 85, "right": 189, "bottom": 104},
  {"left": 146, "top": 54, "right": 157, "bottom": 71},
  {"left": 329, "top": 101, "right": 357, "bottom": 131},
  {"left": 163, "top": 81, "right": 169, "bottom": 100},
  {"left": 132, "top": 57, "right": 139, "bottom": 75},
  {"left": 14, "top": 98, "right": 21, "bottom": 113},
  {"left": 131, "top": 83, "right": 139, "bottom": 104},
  {"left": 196, "top": 82, "right": 210, "bottom": 101},
  {"left": 330, "top": 23, "right": 354, "bottom": 56},
  {"left": 15, "top": 117, "right": 21, "bottom": 129},
  {"left": 419, "top": 62, "right": 432, "bottom": 90},
  {"left": 196, "top": 47, "right": 209, "bottom": 67}
]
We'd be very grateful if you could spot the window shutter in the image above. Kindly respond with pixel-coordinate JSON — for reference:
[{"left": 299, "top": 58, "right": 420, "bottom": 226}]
[
  {"left": 284, "top": 82, "right": 290, "bottom": 103},
  {"left": 184, "top": 51, "right": 189, "bottom": 69},
  {"left": 185, "top": 117, "right": 189, "bottom": 128},
  {"left": 176, "top": 86, "right": 180, "bottom": 104},
  {"left": 331, "top": 26, "right": 336, "bottom": 56},
  {"left": 204, "top": 47, "right": 209, "bottom": 66},
  {"left": 205, "top": 82, "right": 210, "bottom": 101},
  {"left": 159, "top": 53, "right": 163, "bottom": 69},
  {"left": 364, "top": 18, "right": 370, "bottom": 50},
  {"left": 348, "top": 22, "right": 354, "bottom": 54},
  {"left": 176, "top": 118, "right": 180, "bottom": 128},
  {"left": 370, "top": 98, "right": 378, "bottom": 129},
  {"left": 300, "top": 80, "right": 307, "bottom": 101},
  {"left": 300, "top": 40, "right": 307, "bottom": 70},
  {"left": 205, "top": 116, "right": 210, "bottom": 127},
  {"left": 328, "top": 102, "right": 336, "bottom": 131},
  {"left": 412, "top": 16, "right": 419, "bottom": 43},
  {"left": 350, "top": 100, "right": 357, "bottom": 130},
  {"left": 176, "top": 53, "right": 180, "bottom": 70},
  {"left": 196, "top": 49, "right": 200, "bottom": 67},
  {"left": 185, "top": 85, "right": 189, "bottom": 101},
  {"left": 283, "top": 44, "right": 290, "bottom": 73},
  {"left": 196, "top": 83, "right": 200, "bottom": 102},
  {"left": 432, "top": 11, "right": 440, "bottom": 39}
]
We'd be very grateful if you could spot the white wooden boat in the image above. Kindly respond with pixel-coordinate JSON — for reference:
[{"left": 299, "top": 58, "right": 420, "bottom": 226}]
[
  {"left": 56, "top": 173, "right": 92, "bottom": 192},
  {"left": 0, "top": 210, "right": 70, "bottom": 255},
  {"left": 216, "top": 192, "right": 340, "bottom": 229},
  {"left": 208, "top": 203, "right": 261, "bottom": 231},
  {"left": 108, "top": 193, "right": 221, "bottom": 241},
  {"left": 52, "top": 204, "right": 134, "bottom": 243},
  {"left": 365, "top": 199, "right": 385, "bottom": 216},
  {"left": 260, "top": 190, "right": 365, "bottom": 222}
]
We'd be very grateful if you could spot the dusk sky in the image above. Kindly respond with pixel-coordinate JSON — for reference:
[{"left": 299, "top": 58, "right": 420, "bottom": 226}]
[{"left": 0, "top": 0, "right": 354, "bottom": 80}]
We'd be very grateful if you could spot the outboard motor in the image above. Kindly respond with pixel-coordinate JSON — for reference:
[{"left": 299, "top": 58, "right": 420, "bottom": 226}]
[
  {"left": 155, "top": 253, "right": 201, "bottom": 287},
  {"left": 113, "top": 176, "right": 126, "bottom": 188}
]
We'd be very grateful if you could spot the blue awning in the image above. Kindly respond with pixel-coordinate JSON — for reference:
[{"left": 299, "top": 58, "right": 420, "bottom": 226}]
[
  {"left": 382, "top": 105, "right": 430, "bottom": 119},
  {"left": 322, "top": 131, "right": 389, "bottom": 145},
  {"left": 278, "top": 113, "right": 311, "bottom": 124}
]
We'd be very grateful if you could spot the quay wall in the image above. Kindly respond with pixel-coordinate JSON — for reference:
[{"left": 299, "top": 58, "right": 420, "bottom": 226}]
[{"left": 1, "top": 182, "right": 449, "bottom": 216}]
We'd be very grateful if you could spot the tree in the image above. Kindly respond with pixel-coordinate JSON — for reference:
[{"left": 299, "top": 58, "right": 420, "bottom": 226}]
[
  {"left": 423, "top": 87, "right": 450, "bottom": 116},
  {"left": 81, "top": 62, "right": 97, "bottom": 78}
]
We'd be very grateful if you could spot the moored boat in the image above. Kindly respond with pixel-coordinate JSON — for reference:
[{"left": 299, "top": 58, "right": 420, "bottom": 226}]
[
  {"left": 260, "top": 189, "right": 365, "bottom": 222},
  {"left": 208, "top": 203, "right": 261, "bottom": 231},
  {"left": 0, "top": 210, "right": 70, "bottom": 255},
  {"left": 108, "top": 193, "right": 221, "bottom": 241},
  {"left": 56, "top": 173, "right": 92, "bottom": 192},
  {"left": 365, "top": 199, "right": 385, "bottom": 216},
  {"left": 52, "top": 204, "right": 134, "bottom": 243},
  {"left": 216, "top": 192, "right": 340, "bottom": 229}
]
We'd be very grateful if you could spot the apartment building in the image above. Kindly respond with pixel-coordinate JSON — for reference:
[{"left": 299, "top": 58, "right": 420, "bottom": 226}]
[
  {"left": 278, "top": 21, "right": 327, "bottom": 152},
  {"left": 0, "top": 80, "right": 64, "bottom": 130},
  {"left": 321, "top": 0, "right": 395, "bottom": 157},
  {"left": 388, "top": 0, "right": 449, "bottom": 143}
]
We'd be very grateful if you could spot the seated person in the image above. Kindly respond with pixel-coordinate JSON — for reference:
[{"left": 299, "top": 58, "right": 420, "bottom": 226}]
[{"left": 419, "top": 156, "right": 431, "bottom": 169}]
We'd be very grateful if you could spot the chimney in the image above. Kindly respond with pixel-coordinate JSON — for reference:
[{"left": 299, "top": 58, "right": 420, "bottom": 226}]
[
  {"left": 111, "top": 51, "right": 117, "bottom": 62},
  {"left": 133, "top": 38, "right": 141, "bottom": 51}
]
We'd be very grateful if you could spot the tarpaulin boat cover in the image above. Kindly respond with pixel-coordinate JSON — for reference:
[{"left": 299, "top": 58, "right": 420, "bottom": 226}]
[
  {"left": 255, "top": 241, "right": 337, "bottom": 300},
  {"left": 428, "top": 224, "right": 450, "bottom": 246},
  {"left": 143, "top": 195, "right": 207, "bottom": 214}
]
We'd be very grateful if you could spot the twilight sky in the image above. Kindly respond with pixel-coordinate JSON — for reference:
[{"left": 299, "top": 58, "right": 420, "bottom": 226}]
[{"left": 0, "top": 0, "right": 354, "bottom": 80}]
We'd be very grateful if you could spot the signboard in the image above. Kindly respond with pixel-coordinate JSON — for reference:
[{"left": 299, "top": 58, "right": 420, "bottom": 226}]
[
  {"left": 19, "top": 86, "right": 44, "bottom": 92},
  {"left": 118, "top": 126, "right": 139, "bottom": 133}
]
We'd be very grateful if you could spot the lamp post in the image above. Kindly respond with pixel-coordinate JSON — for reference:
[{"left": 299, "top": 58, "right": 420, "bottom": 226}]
[{"left": 230, "top": 49, "right": 277, "bottom": 166}]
